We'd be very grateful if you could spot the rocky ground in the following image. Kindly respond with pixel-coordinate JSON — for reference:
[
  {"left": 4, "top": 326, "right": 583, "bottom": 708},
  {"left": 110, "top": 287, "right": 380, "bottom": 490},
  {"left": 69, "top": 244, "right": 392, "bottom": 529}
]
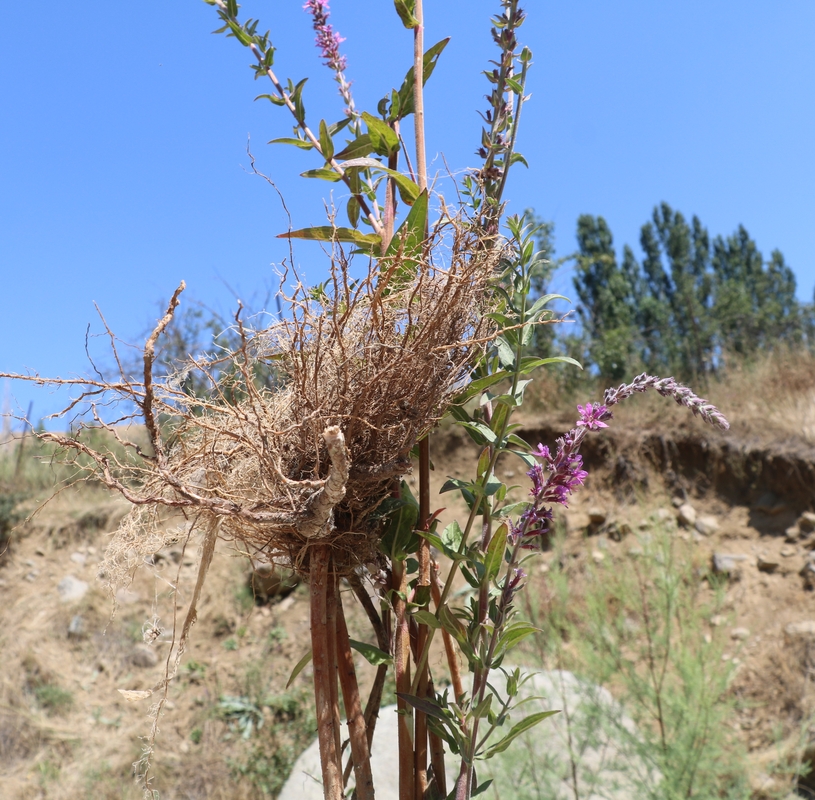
[{"left": 3, "top": 388, "right": 815, "bottom": 798}]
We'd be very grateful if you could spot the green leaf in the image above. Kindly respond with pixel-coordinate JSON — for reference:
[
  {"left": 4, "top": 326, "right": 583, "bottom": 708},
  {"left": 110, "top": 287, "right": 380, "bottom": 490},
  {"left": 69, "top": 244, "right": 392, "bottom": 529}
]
[
  {"left": 412, "top": 610, "right": 441, "bottom": 629},
  {"left": 349, "top": 639, "right": 392, "bottom": 666},
  {"left": 484, "top": 523, "right": 508, "bottom": 581},
  {"left": 481, "top": 711, "right": 560, "bottom": 759},
  {"left": 397, "top": 39, "right": 450, "bottom": 119},
  {"left": 362, "top": 112, "right": 400, "bottom": 158},
  {"left": 277, "top": 226, "right": 381, "bottom": 247},
  {"left": 346, "top": 197, "right": 360, "bottom": 228},
  {"left": 396, "top": 693, "right": 448, "bottom": 721},
  {"left": 382, "top": 189, "right": 428, "bottom": 285},
  {"left": 379, "top": 480, "right": 420, "bottom": 560},
  {"left": 457, "top": 420, "right": 497, "bottom": 445},
  {"left": 318, "top": 119, "right": 334, "bottom": 161},
  {"left": 517, "top": 355, "right": 582, "bottom": 375},
  {"left": 438, "top": 605, "right": 467, "bottom": 645},
  {"left": 300, "top": 168, "right": 342, "bottom": 182},
  {"left": 393, "top": 0, "right": 419, "bottom": 27},
  {"left": 256, "top": 93, "right": 287, "bottom": 107},
  {"left": 495, "top": 336, "right": 516, "bottom": 368},
  {"left": 334, "top": 134, "right": 374, "bottom": 161},
  {"left": 494, "top": 622, "right": 540, "bottom": 658},
  {"left": 267, "top": 136, "right": 313, "bottom": 149},
  {"left": 286, "top": 649, "right": 312, "bottom": 688},
  {"left": 441, "top": 520, "right": 464, "bottom": 552},
  {"left": 341, "top": 157, "right": 421, "bottom": 205},
  {"left": 290, "top": 77, "right": 308, "bottom": 124},
  {"left": 453, "top": 371, "right": 511, "bottom": 403}
]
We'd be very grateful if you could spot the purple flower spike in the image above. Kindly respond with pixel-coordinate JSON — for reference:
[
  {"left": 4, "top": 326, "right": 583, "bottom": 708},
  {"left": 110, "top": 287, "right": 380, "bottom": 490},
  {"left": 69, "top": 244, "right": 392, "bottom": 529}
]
[
  {"left": 303, "top": 0, "right": 347, "bottom": 72},
  {"left": 576, "top": 402, "right": 609, "bottom": 431}
]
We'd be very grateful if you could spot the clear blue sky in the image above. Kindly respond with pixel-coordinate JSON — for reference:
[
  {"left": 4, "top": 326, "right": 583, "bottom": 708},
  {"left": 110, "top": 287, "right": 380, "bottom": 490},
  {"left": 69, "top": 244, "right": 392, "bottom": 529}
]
[{"left": 2, "top": 2, "right": 814, "bottom": 424}]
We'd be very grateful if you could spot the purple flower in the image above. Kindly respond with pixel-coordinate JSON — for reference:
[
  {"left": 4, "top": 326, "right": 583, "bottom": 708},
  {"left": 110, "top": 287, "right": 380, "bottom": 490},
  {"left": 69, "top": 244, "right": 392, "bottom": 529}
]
[
  {"left": 576, "top": 402, "right": 609, "bottom": 431},
  {"left": 303, "top": 0, "right": 347, "bottom": 72}
]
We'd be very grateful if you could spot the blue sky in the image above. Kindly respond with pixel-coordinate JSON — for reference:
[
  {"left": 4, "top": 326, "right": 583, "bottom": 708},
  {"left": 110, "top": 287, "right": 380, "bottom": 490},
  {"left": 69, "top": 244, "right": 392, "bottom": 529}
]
[{"left": 2, "top": 2, "right": 814, "bottom": 424}]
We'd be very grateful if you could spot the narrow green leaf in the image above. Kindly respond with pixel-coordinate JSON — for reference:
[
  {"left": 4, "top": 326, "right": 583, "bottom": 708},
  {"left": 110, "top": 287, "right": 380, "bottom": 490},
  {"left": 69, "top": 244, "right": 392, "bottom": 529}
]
[
  {"left": 349, "top": 639, "right": 392, "bottom": 666},
  {"left": 286, "top": 649, "right": 312, "bottom": 688},
  {"left": 256, "top": 93, "right": 286, "bottom": 107},
  {"left": 277, "top": 226, "right": 381, "bottom": 247},
  {"left": 453, "top": 371, "right": 511, "bottom": 403},
  {"left": 484, "top": 523, "right": 508, "bottom": 581},
  {"left": 341, "top": 157, "right": 421, "bottom": 205},
  {"left": 441, "top": 520, "right": 464, "bottom": 551},
  {"left": 438, "top": 605, "right": 467, "bottom": 645},
  {"left": 267, "top": 136, "right": 313, "bottom": 149},
  {"left": 318, "top": 119, "right": 334, "bottom": 160},
  {"left": 334, "top": 133, "right": 374, "bottom": 161},
  {"left": 346, "top": 196, "right": 360, "bottom": 228},
  {"left": 495, "top": 336, "right": 516, "bottom": 368},
  {"left": 300, "top": 168, "right": 342, "bottom": 182},
  {"left": 383, "top": 189, "right": 428, "bottom": 284},
  {"left": 397, "top": 39, "right": 450, "bottom": 119},
  {"left": 481, "top": 711, "right": 560, "bottom": 758},
  {"left": 517, "top": 355, "right": 582, "bottom": 374},
  {"left": 396, "top": 693, "right": 448, "bottom": 721},
  {"left": 412, "top": 610, "right": 441, "bottom": 630}
]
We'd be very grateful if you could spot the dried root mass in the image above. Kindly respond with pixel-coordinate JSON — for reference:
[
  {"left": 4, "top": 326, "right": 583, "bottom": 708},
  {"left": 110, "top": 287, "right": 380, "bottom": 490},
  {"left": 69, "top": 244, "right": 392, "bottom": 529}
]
[{"left": 30, "top": 223, "right": 500, "bottom": 589}]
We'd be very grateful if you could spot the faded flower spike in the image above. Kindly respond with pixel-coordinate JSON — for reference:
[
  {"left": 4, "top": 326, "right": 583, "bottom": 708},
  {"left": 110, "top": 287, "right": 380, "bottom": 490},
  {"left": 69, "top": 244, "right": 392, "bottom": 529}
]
[{"left": 603, "top": 373, "right": 730, "bottom": 431}]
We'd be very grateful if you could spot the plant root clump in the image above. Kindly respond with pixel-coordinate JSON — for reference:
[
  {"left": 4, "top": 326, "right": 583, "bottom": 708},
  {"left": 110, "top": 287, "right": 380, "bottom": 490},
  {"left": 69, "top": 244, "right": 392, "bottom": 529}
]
[{"left": 92, "top": 223, "right": 501, "bottom": 589}]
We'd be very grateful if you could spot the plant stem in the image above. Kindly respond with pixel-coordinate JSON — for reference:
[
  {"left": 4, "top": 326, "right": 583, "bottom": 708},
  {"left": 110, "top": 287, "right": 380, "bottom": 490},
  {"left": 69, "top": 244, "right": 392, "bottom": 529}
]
[
  {"left": 336, "top": 590, "right": 376, "bottom": 800},
  {"left": 310, "top": 546, "right": 343, "bottom": 800}
]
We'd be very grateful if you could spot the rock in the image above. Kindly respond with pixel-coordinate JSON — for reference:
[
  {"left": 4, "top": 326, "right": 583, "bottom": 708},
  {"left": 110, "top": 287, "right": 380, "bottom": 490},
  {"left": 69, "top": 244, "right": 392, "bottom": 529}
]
[
  {"left": 250, "top": 561, "right": 300, "bottom": 603},
  {"left": 607, "top": 521, "right": 632, "bottom": 542},
  {"left": 785, "top": 526, "right": 801, "bottom": 543},
  {"left": 591, "top": 550, "right": 606, "bottom": 564},
  {"left": 653, "top": 508, "right": 674, "bottom": 524},
  {"left": 130, "top": 645, "right": 159, "bottom": 668},
  {"left": 25, "top": 571, "right": 39, "bottom": 582},
  {"left": 672, "top": 496, "right": 684, "bottom": 508},
  {"left": 279, "top": 669, "right": 658, "bottom": 800},
  {"left": 757, "top": 554, "right": 779, "bottom": 573},
  {"left": 70, "top": 552, "right": 87, "bottom": 566},
  {"left": 799, "top": 512, "right": 815, "bottom": 533},
  {"left": 802, "top": 562, "right": 815, "bottom": 590},
  {"left": 780, "top": 545, "right": 797, "bottom": 557},
  {"left": 68, "top": 615, "right": 85, "bottom": 639},
  {"left": 57, "top": 575, "right": 88, "bottom": 603},
  {"left": 588, "top": 508, "right": 607, "bottom": 525},
  {"left": 710, "top": 614, "right": 726, "bottom": 627},
  {"left": 730, "top": 627, "right": 750, "bottom": 641},
  {"left": 712, "top": 553, "right": 748, "bottom": 579},
  {"left": 784, "top": 620, "right": 815, "bottom": 640},
  {"left": 677, "top": 503, "right": 697, "bottom": 527},
  {"left": 694, "top": 515, "right": 720, "bottom": 537}
]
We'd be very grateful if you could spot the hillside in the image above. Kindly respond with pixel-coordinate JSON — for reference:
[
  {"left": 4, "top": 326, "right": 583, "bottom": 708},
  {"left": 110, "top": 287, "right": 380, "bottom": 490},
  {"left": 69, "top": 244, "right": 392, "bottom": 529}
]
[{"left": 2, "top": 356, "right": 815, "bottom": 799}]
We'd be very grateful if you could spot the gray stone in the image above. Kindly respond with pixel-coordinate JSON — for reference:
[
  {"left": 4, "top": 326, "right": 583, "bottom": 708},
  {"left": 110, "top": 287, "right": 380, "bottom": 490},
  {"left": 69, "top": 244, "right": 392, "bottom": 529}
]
[
  {"left": 785, "top": 620, "right": 815, "bottom": 639},
  {"left": 799, "top": 512, "right": 815, "bottom": 533},
  {"left": 69, "top": 551, "right": 87, "bottom": 566},
  {"left": 712, "top": 553, "right": 748, "bottom": 579},
  {"left": 694, "top": 515, "right": 720, "bottom": 537},
  {"left": 730, "top": 627, "right": 750, "bottom": 641},
  {"left": 755, "top": 492, "right": 786, "bottom": 515},
  {"left": 780, "top": 545, "right": 797, "bottom": 557},
  {"left": 67, "top": 615, "right": 85, "bottom": 638},
  {"left": 130, "top": 645, "right": 159, "bottom": 668},
  {"left": 677, "top": 503, "right": 697, "bottom": 527},
  {"left": 653, "top": 508, "right": 674, "bottom": 524},
  {"left": 279, "top": 669, "right": 658, "bottom": 800},
  {"left": 57, "top": 575, "right": 88, "bottom": 603},
  {"left": 802, "top": 562, "right": 815, "bottom": 590}
]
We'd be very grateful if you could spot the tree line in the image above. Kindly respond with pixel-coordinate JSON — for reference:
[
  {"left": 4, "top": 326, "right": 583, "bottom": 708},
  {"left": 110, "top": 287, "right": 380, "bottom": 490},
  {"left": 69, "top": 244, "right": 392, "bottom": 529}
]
[{"left": 534, "top": 202, "right": 810, "bottom": 382}]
